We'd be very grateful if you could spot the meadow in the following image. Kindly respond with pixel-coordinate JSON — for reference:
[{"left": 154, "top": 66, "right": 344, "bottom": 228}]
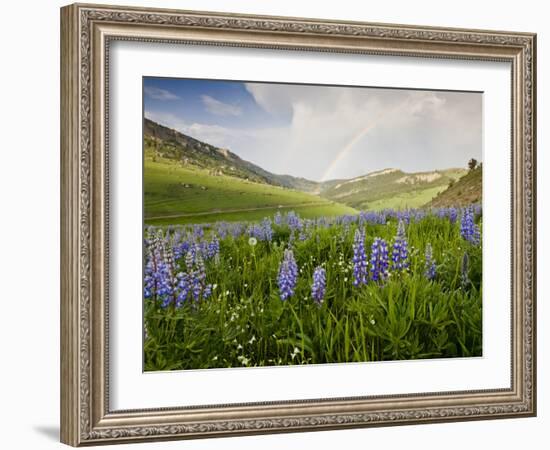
[
  {"left": 143, "top": 206, "right": 482, "bottom": 371},
  {"left": 144, "top": 159, "right": 357, "bottom": 226}
]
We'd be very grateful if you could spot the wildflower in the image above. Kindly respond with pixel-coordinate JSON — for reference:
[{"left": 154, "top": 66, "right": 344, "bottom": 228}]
[
  {"left": 370, "top": 237, "right": 389, "bottom": 283},
  {"left": 460, "top": 207, "right": 480, "bottom": 244},
  {"left": 175, "top": 272, "right": 190, "bottom": 306},
  {"left": 237, "top": 355, "right": 250, "bottom": 366},
  {"left": 352, "top": 229, "right": 368, "bottom": 286},
  {"left": 248, "top": 237, "right": 258, "bottom": 247},
  {"left": 230, "top": 223, "right": 245, "bottom": 239},
  {"left": 192, "top": 225, "right": 204, "bottom": 240},
  {"left": 277, "top": 249, "right": 298, "bottom": 301},
  {"left": 261, "top": 217, "right": 273, "bottom": 241},
  {"left": 177, "top": 252, "right": 212, "bottom": 303},
  {"left": 391, "top": 220, "right": 409, "bottom": 271},
  {"left": 449, "top": 207, "right": 458, "bottom": 224},
  {"left": 286, "top": 211, "right": 302, "bottom": 232},
  {"left": 173, "top": 239, "right": 191, "bottom": 260},
  {"left": 424, "top": 243, "right": 436, "bottom": 281},
  {"left": 206, "top": 235, "right": 220, "bottom": 260},
  {"left": 311, "top": 266, "right": 326, "bottom": 305},
  {"left": 184, "top": 247, "right": 195, "bottom": 270}
]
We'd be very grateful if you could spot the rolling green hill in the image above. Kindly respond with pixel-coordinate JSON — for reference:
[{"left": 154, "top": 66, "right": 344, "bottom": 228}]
[
  {"left": 319, "top": 168, "right": 466, "bottom": 210},
  {"left": 426, "top": 165, "right": 482, "bottom": 208},
  {"left": 145, "top": 118, "right": 318, "bottom": 192},
  {"left": 144, "top": 118, "right": 476, "bottom": 223},
  {"left": 144, "top": 158, "right": 357, "bottom": 226}
]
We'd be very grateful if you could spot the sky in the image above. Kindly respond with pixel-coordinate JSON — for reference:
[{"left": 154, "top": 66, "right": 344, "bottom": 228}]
[{"left": 143, "top": 77, "right": 482, "bottom": 182}]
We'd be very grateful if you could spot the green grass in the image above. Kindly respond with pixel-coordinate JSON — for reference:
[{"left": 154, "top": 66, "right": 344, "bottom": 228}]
[
  {"left": 145, "top": 158, "right": 357, "bottom": 224},
  {"left": 144, "top": 213, "right": 482, "bottom": 370},
  {"left": 365, "top": 186, "right": 447, "bottom": 211},
  {"left": 321, "top": 168, "right": 467, "bottom": 210},
  {"left": 147, "top": 203, "right": 358, "bottom": 226}
]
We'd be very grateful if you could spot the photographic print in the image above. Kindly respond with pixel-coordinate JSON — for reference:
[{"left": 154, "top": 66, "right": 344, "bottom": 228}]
[{"left": 142, "top": 77, "right": 483, "bottom": 371}]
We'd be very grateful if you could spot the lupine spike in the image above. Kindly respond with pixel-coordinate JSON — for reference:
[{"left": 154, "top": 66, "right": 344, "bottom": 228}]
[
  {"left": 460, "top": 207, "right": 480, "bottom": 245},
  {"left": 352, "top": 229, "right": 368, "bottom": 286},
  {"left": 391, "top": 220, "right": 409, "bottom": 271},
  {"left": 370, "top": 237, "right": 389, "bottom": 283},
  {"left": 311, "top": 266, "right": 326, "bottom": 306},
  {"left": 424, "top": 243, "right": 436, "bottom": 281},
  {"left": 277, "top": 249, "right": 298, "bottom": 301}
]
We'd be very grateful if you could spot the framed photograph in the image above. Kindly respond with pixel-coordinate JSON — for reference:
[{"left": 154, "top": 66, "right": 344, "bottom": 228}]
[{"left": 60, "top": 3, "right": 537, "bottom": 446}]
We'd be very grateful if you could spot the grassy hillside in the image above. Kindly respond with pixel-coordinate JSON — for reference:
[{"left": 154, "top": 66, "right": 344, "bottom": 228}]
[
  {"left": 144, "top": 118, "right": 475, "bottom": 220},
  {"left": 426, "top": 166, "right": 482, "bottom": 208},
  {"left": 145, "top": 118, "right": 318, "bottom": 192},
  {"left": 144, "top": 158, "right": 357, "bottom": 226},
  {"left": 320, "top": 168, "right": 466, "bottom": 210}
]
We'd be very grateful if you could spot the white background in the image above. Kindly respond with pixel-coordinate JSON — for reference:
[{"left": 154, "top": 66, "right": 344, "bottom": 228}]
[
  {"left": 0, "top": 0, "right": 546, "bottom": 449},
  {"left": 111, "top": 43, "right": 511, "bottom": 409}
]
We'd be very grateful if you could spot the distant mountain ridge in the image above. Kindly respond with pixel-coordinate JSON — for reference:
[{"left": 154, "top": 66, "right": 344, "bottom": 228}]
[
  {"left": 144, "top": 118, "right": 472, "bottom": 210},
  {"left": 320, "top": 167, "right": 467, "bottom": 210}
]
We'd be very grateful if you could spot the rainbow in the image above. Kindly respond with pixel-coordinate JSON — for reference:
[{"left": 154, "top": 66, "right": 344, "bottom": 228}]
[{"left": 320, "top": 99, "right": 410, "bottom": 182}]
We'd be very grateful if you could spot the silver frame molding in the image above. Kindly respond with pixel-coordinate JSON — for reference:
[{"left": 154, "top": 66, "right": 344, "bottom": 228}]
[{"left": 60, "top": 3, "right": 536, "bottom": 446}]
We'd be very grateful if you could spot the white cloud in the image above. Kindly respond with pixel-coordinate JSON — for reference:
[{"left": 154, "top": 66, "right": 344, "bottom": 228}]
[
  {"left": 201, "top": 95, "right": 242, "bottom": 117},
  {"left": 144, "top": 86, "right": 179, "bottom": 101},
  {"left": 147, "top": 85, "right": 481, "bottom": 181},
  {"left": 243, "top": 84, "right": 480, "bottom": 180}
]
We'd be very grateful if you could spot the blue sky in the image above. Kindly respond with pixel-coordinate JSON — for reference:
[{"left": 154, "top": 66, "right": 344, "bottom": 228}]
[{"left": 144, "top": 77, "right": 482, "bottom": 181}]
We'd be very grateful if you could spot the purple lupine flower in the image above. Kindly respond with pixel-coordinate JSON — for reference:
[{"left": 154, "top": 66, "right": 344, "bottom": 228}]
[
  {"left": 144, "top": 228, "right": 176, "bottom": 306},
  {"left": 277, "top": 249, "right": 298, "bottom": 301},
  {"left": 473, "top": 203, "right": 483, "bottom": 217},
  {"left": 391, "top": 220, "right": 409, "bottom": 271},
  {"left": 202, "top": 283, "right": 212, "bottom": 299},
  {"left": 370, "top": 237, "right": 389, "bottom": 283},
  {"left": 352, "top": 229, "right": 368, "bottom": 286},
  {"left": 178, "top": 252, "right": 212, "bottom": 304},
  {"left": 449, "top": 207, "right": 458, "bottom": 224},
  {"left": 144, "top": 230, "right": 161, "bottom": 299},
  {"left": 316, "top": 216, "right": 329, "bottom": 228},
  {"left": 173, "top": 239, "right": 191, "bottom": 260},
  {"left": 424, "top": 243, "right": 436, "bottom": 281},
  {"left": 192, "top": 225, "right": 204, "bottom": 240},
  {"left": 311, "top": 266, "right": 326, "bottom": 306},
  {"left": 184, "top": 249, "right": 194, "bottom": 271},
  {"left": 175, "top": 272, "right": 190, "bottom": 306},
  {"left": 460, "top": 207, "right": 480, "bottom": 244},
  {"left": 298, "top": 225, "right": 309, "bottom": 241},
  {"left": 286, "top": 211, "right": 302, "bottom": 232},
  {"left": 206, "top": 235, "right": 220, "bottom": 260},
  {"left": 435, "top": 208, "right": 446, "bottom": 219},
  {"left": 261, "top": 217, "right": 273, "bottom": 241},
  {"left": 215, "top": 221, "right": 230, "bottom": 239},
  {"left": 248, "top": 223, "right": 262, "bottom": 240},
  {"left": 274, "top": 211, "right": 283, "bottom": 226},
  {"left": 159, "top": 246, "right": 177, "bottom": 307},
  {"left": 189, "top": 254, "right": 212, "bottom": 302}
]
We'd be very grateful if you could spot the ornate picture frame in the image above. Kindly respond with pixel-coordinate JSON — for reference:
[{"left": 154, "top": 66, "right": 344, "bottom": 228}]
[{"left": 60, "top": 3, "right": 536, "bottom": 446}]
